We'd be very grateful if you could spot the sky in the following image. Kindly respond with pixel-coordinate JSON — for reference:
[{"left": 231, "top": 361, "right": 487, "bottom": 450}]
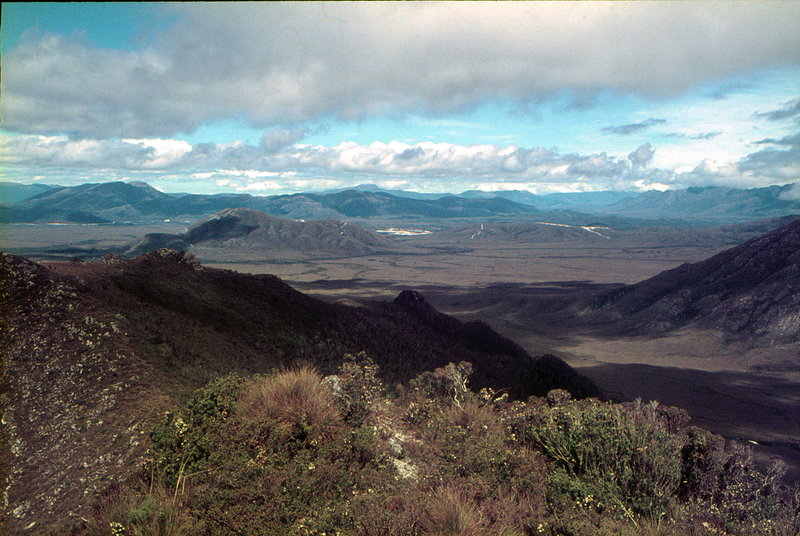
[{"left": 1, "top": 2, "right": 799, "bottom": 196}]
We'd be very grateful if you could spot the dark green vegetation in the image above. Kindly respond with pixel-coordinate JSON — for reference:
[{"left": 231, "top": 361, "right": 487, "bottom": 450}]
[
  {"left": 0, "top": 250, "right": 596, "bottom": 533},
  {"left": 82, "top": 360, "right": 799, "bottom": 536}
]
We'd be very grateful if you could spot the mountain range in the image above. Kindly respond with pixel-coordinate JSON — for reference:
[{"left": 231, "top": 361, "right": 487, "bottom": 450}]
[
  {"left": 2, "top": 180, "right": 798, "bottom": 225},
  {"left": 1, "top": 181, "right": 541, "bottom": 224}
]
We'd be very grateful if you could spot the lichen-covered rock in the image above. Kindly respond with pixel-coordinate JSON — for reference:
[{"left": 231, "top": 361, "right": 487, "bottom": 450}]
[{"left": 0, "top": 253, "right": 171, "bottom": 534}]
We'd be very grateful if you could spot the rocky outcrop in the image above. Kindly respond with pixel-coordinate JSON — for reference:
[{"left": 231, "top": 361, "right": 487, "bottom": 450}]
[{"left": 0, "top": 254, "right": 171, "bottom": 534}]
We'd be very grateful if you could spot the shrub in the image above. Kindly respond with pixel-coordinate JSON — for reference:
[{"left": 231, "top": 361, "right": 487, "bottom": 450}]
[
  {"left": 407, "top": 361, "right": 474, "bottom": 407},
  {"left": 335, "top": 352, "right": 384, "bottom": 424},
  {"left": 706, "top": 443, "right": 800, "bottom": 533},
  {"left": 678, "top": 426, "right": 727, "bottom": 501},
  {"left": 348, "top": 487, "right": 425, "bottom": 536},
  {"left": 404, "top": 385, "right": 550, "bottom": 534},
  {"left": 520, "top": 396, "right": 683, "bottom": 518},
  {"left": 88, "top": 369, "right": 799, "bottom": 536},
  {"left": 148, "top": 373, "right": 244, "bottom": 488},
  {"left": 84, "top": 481, "right": 201, "bottom": 536},
  {"left": 190, "top": 409, "right": 392, "bottom": 535}
]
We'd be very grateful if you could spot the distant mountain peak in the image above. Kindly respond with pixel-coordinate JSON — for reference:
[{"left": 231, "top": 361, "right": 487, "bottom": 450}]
[{"left": 127, "top": 180, "right": 160, "bottom": 190}]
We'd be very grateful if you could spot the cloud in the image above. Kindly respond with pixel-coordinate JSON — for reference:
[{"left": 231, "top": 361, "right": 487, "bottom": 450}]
[
  {"left": 665, "top": 131, "right": 722, "bottom": 140},
  {"left": 752, "top": 133, "right": 800, "bottom": 146},
  {"left": 0, "top": 134, "right": 184, "bottom": 169},
  {"left": 235, "top": 180, "right": 283, "bottom": 191},
  {"left": 3, "top": 2, "right": 800, "bottom": 138},
  {"left": 755, "top": 98, "right": 800, "bottom": 122},
  {"left": 706, "top": 80, "right": 754, "bottom": 101},
  {"left": 602, "top": 118, "right": 667, "bottom": 135},
  {"left": 738, "top": 133, "right": 799, "bottom": 178},
  {"left": 1, "top": 133, "right": 656, "bottom": 189},
  {"left": 4, "top": 131, "right": 797, "bottom": 195},
  {"left": 260, "top": 128, "right": 309, "bottom": 153},
  {"left": 378, "top": 179, "right": 410, "bottom": 190},
  {"left": 394, "top": 147, "right": 426, "bottom": 161},
  {"left": 674, "top": 132, "right": 799, "bottom": 187},
  {"left": 628, "top": 143, "right": 655, "bottom": 167},
  {"left": 779, "top": 183, "right": 800, "bottom": 201}
]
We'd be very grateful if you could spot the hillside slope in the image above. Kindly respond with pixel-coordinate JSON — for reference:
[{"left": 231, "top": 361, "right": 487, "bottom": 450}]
[
  {"left": 0, "top": 250, "right": 597, "bottom": 533},
  {"left": 2, "top": 181, "right": 175, "bottom": 223},
  {"left": 0, "top": 181, "right": 59, "bottom": 204},
  {"left": 583, "top": 219, "right": 800, "bottom": 344},
  {"left": 122, "top": 207, "right": 409, "bottom": 259},
  {"left": 434, "top": 216, "right": 799, "bottom": 246}
]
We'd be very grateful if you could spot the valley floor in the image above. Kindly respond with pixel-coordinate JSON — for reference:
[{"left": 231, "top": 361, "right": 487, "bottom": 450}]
[{"left": 205, "top": 239, "right": 800, "bottom": 482}]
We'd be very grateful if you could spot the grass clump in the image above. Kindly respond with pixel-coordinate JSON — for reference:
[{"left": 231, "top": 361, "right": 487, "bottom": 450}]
[
  {"left": 84, "top": 481, "right": 202, "bottom": 536},
  {"left": 420, "top": 486, "right": 487, "bottom": 536},
  {"left": 237, "top": 366, "right": 341, "bottom": 432}
]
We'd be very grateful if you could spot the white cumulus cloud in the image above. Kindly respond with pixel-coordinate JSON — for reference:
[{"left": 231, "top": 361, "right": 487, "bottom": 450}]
[{"left": 3, "top": 130, "right": 797, "bottom": 194}]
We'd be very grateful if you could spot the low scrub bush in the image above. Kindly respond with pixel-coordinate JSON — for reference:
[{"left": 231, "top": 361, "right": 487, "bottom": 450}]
[
  {"left": 335, "top": 352, "right": 384, "bottom": 424},
  {"left": 84, "top": 481, "right": 201, "bottom": 536},
  {"left": 80, "top": 364, "right": 799, "bottom": 536},
  {"left": 190, "top": 408, "right": 393, "bottom": 535},
  {"left": 148, "top": 373, "right": 244, "bottom": 488},
  {"left": 519, "top": 397, "right": 685, "bottom": 518}
]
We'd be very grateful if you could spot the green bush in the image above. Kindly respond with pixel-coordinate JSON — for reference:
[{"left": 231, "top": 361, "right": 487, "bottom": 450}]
[
  {"left": 335, "top": 352, "right": 384, "bottom": 424},
  {"left": 148, "top": 373, "right": 244, "bottom": 488},
  {"left": 190, "top": 411, "right": 393, "bottom": 535},
  {"left": 84, "top": 482, "right": 202, "bottom": 536},
  {"left": 520, "top": 397, "right": 683, "bottom": 519}
]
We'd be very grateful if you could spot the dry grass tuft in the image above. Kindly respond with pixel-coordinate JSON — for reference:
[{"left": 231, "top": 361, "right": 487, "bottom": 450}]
[
  {"left": 445, "top": 399, "right": 498, "bottom": 431},
  {"left": 84, "top": 481, "right": 199, "bottom": 536},
  {"left": 236, "top": 367, "right": 340, "bottom": 429},
  {"left": 421, "top": 486, "right": 487, "bottom": 536}
]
